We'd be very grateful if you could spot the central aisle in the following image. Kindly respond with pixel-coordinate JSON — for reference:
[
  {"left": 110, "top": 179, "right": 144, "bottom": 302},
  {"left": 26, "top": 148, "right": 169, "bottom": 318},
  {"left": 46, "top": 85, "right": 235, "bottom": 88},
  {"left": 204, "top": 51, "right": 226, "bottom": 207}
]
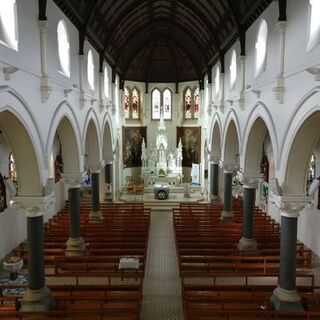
[{"left": 141, "top": 210, "right": 183, "bottom": 319}]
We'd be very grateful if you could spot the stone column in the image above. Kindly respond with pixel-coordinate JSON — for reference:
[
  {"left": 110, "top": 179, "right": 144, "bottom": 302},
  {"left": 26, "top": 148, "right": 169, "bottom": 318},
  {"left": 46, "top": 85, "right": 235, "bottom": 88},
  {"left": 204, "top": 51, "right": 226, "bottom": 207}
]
[
  {"left": 105, "top": 161, "right": 113, "bottom": 195},
  {"left": 270, "top": 196, "right": 310, "bottom": 311},
  {"left": 238, "top": 175, "right": 259, "bottom": 251},
  {"left": 63, "top": 174, "right": 85, "bottom": 256},
  {"left": 112, "top": 153, "right": 117, "bottom": 202},
  {"left": 221, "top": 166, "right": 233, "bottom": 220},
  {"left": 87, "top": 162, "right": 104, "bottom": 221},
  {"left": 210, "top": 160, "right": 219, "bottom": 200},
  {"left": 13, "top": 197, "right": 55, "bottom": 311}
]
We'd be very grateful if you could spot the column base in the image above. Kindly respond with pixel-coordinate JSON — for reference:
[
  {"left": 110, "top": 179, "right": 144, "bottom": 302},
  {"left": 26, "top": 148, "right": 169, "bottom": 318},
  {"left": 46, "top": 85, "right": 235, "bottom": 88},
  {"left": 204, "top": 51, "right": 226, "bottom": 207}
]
[
  {"left": 220, "top": 210, "right": 234, "bottom": 220},
  {"left": 65, "top": 237, "right": 86, "bottom": 256},
  {"left": 21, "top": 286, "right": 55, "bottom": 311},
  {"left": 238, "top": 237, "right": 257, "bottom": 251},
  {"left": 270, "top": 286, "right": 304, "bottom": 311},
  {"left": 89, "top": 210, "right": 104, "bottom": 222}
]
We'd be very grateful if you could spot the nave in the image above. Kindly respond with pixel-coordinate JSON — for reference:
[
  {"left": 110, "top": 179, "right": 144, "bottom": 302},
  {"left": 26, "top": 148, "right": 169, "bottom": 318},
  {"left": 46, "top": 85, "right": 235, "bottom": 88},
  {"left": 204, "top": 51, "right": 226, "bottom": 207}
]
[{"left": 1, "top": 198, "right": 320, "bottom": 319}]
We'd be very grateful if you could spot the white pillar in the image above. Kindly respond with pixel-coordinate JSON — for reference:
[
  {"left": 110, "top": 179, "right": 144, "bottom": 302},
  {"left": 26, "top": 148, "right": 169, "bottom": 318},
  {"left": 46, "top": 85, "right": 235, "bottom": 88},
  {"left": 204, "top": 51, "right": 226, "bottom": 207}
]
[
  {"left": 273, "top": 21, "right": 287, "bottom": 104},
  {"left": 99, "top": 71, "right": 104, "bottom": 112},
  {"left": 38, "top": 21, "right": 51, "bottom": 103}
]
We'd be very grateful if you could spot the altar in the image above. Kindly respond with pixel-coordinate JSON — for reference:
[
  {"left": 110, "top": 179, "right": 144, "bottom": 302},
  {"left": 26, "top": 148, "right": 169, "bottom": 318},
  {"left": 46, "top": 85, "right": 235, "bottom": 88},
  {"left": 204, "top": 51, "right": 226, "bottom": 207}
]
[
  {"left": 141, "top": 105, "right": 183, "bottom": 187},
  {"left": 143, "top": 174, "right": 182, "bottom": 187}
]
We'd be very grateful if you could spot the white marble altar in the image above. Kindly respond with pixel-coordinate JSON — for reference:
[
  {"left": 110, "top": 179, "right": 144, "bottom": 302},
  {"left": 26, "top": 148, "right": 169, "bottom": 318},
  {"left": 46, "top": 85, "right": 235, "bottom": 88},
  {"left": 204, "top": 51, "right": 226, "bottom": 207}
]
[{"left": 141, "top": 106, "right": 183, "bottom": 186}]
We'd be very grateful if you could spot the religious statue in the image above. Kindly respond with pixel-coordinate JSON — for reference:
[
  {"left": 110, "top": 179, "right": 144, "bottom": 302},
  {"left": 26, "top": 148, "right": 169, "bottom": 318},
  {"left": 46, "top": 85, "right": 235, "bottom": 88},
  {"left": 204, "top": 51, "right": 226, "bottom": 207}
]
[{"left": 141, "top": 138, "right": 147, "bottom": 168}]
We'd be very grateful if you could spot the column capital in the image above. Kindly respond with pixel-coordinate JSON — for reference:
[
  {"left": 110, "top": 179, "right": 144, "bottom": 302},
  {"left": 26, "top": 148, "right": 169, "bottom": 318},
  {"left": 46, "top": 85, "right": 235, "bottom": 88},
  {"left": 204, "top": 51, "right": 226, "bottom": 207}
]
[
  {"left": 86, "top": 160, "right": 105, "bottom": 173},
  {"left": 38, "top": 20, "right": 48, "bottom": 32},
  {"left": 219, "top": 161, "right": 239, "bottom": 173},
  {"left": 12, "top": 196, "right": 53, "bottom": 217},
  {"left": 210, "top": 155, "right": 220, "bottom": 164},
  {"left": 239, "top": 55, "right": 246, "bottom": 63},
  {"left": 62, "top": 173, "right": 83, "bottom": 188},
  {"left": 239, "top": 172, "right": 261, "bottom": 189},
  {"left": 270, "top": 194, "right": 311, "bottom": 218},
  {"left": 275, "top": 20, "right": 287, "bottom": 34}
]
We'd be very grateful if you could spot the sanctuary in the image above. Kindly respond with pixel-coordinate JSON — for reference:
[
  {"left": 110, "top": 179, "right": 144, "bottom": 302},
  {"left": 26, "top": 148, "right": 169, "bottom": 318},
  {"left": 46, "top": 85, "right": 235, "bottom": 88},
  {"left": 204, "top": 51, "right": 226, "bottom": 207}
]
[{"left": 141, "top": 106, "right": 183, "bottom": 186}]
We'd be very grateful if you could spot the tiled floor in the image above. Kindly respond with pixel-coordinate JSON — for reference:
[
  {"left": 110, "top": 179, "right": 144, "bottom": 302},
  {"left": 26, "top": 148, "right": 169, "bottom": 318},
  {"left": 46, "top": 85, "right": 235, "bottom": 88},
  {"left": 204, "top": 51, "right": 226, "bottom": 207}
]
[{"left": 141, "top": 210, "right": 183, "bottom": 320}]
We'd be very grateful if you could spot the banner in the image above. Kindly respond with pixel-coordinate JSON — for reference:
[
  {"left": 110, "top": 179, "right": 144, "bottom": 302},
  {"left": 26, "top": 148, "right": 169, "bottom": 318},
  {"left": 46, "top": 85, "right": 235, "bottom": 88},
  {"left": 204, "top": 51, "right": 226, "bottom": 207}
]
[{"left": 191, "top": 163, "right": 200, "bottom": 185}]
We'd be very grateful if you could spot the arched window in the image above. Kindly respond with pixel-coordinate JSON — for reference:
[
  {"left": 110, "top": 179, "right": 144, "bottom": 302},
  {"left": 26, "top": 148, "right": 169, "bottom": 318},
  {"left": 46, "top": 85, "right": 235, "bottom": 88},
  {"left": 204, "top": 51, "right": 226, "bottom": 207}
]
[
  {"left": 163, "top": 88, "right": 172, "bottom": 120},
  {"left": 215, "top": 66, "right": 220, "bottom": 97},
  {"left": 184, "top": 88, "right": 192, "bottom": 119},
  {"left": 183, "top": 87, "right": 200, "bottom": 119},
  {"left": 87, "top": 49, "right": 95, "bottom": 90},
  {"left": 307, "top": 153, "right": 316, "bottom": 193},
  {"left": 0, "top": 0, "right": 18, "bottom": 51},
  {"left": 131, "top": 87, "right": 140, "bottom": 119},
  {"left": 151, "top": 89, "right": 161, "bottom": 120},
  {"left": 255, "top": 19, "right": 268, "bottom": 76},
  {"left": 193, "top": 88, "right": 200, "bottom": 119},
  {"left": 104, "top": 66, "right": 109, "bottom": 98},
  {"left": 124, "top": 87, "right": 130, "bottom": 119},
  {"left": 230, "top": 50, "right": 237, "bottom": 89},
  {"left": 8, "top": 153, "right": 17, "bottom": 182},
  {"left": 57, "top": 20, "right": 70, "bottom": 77},
  {"left": 308, "top": 0, "right": 320, "bottom": 50}
]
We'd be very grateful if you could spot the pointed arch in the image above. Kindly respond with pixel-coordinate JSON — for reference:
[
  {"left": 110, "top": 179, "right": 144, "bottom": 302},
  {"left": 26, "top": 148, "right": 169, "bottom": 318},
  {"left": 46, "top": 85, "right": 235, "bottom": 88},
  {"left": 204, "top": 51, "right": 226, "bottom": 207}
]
[
  {"left": 210, "top": 115, "right": 222, "bottom": 158},
  {"left": 0, "top": 86, "right": 46, "bottom": 194},
  {"left": 47, "top": 101, "right": 82, "bottom": 174},
  {"left": 279, "top": 87, "right": 320, "bottom": 194},
  {"left": 83, "top": 109, "right": 101, "bottom": 164},
  {"left": 222, "top": 110, "right": 241, "bottom": 165},
  {"left": 242, "top": 102, "right": 279, "bottom": 172},
  {"left": 102, "top": 113, "right": 114, "bottom": 161}
]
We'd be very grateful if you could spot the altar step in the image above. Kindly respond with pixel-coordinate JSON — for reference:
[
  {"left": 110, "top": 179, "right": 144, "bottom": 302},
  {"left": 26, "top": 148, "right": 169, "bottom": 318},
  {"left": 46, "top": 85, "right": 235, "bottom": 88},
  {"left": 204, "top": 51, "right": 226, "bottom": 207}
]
[{"left": 144, "top": 200, "right": 181, "bottom": 211}]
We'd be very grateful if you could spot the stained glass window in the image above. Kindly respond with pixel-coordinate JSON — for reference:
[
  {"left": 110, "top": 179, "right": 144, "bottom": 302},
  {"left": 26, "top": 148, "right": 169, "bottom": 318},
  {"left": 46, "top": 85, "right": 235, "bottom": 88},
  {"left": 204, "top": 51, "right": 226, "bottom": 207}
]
[
  {"left": 193, "top": 88, "right": 200, "bottom": 119},
  {"left": 131, "top": 87, "right": 140, "bottom": 119},
  {"left": 184, "top": 88, "right": 192, "bottom": 119},
  {"left": 307, "top": 154, "right": 316, "bottom": 193},
  {"left": 152, "top": 89, "right": 161, "bottom": 120},
  {"left": 9, "top": 153, "right": 17, "bottom": 182},
  {"left": 163, "top": 88, "right": 172, "bottom": 120},
  {"left": 124, "top": 87, "right": 130, "bottom": 119}
]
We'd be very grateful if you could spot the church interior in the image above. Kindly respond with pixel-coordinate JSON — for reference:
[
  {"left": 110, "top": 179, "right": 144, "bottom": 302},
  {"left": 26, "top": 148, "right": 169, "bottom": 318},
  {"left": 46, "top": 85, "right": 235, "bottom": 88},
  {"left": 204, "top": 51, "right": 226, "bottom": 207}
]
[{"left": 1, "top": 0, "right": 320, "bottom": 318}]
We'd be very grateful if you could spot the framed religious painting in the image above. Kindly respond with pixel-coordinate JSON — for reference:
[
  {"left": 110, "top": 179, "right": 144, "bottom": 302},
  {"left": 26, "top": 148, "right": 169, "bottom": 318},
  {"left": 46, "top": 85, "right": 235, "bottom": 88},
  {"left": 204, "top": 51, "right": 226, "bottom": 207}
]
[
  {"left": 122, "top": 126, "right": 147, "bottom": 168},
  {"left": 177, "top": 126, "right": 201, "bottom": 167}
]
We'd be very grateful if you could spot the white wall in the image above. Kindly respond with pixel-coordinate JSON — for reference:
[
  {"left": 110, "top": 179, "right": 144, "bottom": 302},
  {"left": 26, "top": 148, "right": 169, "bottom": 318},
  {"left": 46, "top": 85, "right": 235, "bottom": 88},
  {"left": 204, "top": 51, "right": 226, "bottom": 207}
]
[
  {"left": 208, "top": 0, "right": 320, "bottom": 256},
  {"left": 0, "top": 0, "right": 118, "bottom": 259},
  {"left": 122, "top": 80, "right": 204, "bottom": 184}
]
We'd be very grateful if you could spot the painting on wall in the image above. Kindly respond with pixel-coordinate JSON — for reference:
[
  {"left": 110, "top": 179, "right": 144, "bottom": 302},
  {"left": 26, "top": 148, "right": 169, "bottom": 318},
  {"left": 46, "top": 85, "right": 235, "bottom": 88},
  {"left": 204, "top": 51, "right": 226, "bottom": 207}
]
[
  {"left": 177, "top": 126, "right": 201, "bottom": 167},
  {"left": 122, "top": 126, "right": 147, "bottom": 168}
]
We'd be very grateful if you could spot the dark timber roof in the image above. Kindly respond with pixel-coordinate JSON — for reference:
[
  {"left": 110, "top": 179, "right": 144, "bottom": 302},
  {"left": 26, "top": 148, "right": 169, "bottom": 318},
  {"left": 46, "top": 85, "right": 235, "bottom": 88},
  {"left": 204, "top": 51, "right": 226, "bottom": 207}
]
[{"left": 52, "top": 0, "right": 274, "bottom": 83}]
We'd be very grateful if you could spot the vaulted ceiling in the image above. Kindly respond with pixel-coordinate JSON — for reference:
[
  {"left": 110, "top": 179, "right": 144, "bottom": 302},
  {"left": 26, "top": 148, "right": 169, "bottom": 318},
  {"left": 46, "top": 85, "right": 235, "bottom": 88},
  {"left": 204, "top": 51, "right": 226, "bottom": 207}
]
[{"left": 51, "top": 0, "right": 279, "bottom": 84}]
